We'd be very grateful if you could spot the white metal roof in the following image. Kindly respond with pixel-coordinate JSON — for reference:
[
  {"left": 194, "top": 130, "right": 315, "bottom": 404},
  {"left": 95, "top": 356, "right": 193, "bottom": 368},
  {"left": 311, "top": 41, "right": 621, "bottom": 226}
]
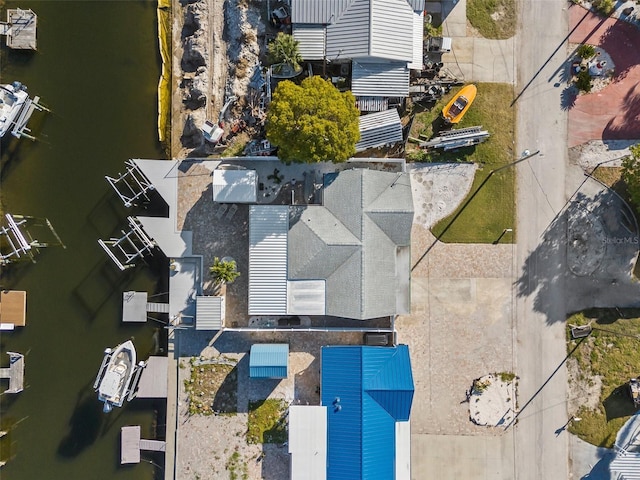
[
  {"left": 212, "top": 169, "right": 257, "bottom": 204},
  {"left": 195, "top": 295, "right": 224, "bottom": 330},
  {"left": 292, "top": 25, "right": 326, "bottom": 60},
  {"left": 351, "top": 61, "right": 410, "bottom": 97},
  {"left": 288, "top": 406, "right": 327, "bottom": 480},
  {"left": 395, "top": 420, "right": 411, "bottom": 480},
  {"left": 408, "top": 10, "right": 424, "bottom": 70},
  {"left": 249, "top": 206, "right": 289, "bottom": 315},
  {"left": 355, "top": 109, "right": 403, "bottom": 152}
]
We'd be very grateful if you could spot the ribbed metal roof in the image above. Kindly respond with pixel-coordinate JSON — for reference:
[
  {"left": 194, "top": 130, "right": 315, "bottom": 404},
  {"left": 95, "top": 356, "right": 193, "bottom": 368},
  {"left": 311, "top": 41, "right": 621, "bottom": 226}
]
[
  {"left": 351, "top": 61, "right": 410, "bottom": 97},
  {"left": 611, "top": 451, "right": 640, "bottom": 479},
  {"left": 355, "top": 109, "right": 403, "bottom": 152},
  {"left": 195, "top": 296, "right": 224, "bottom": 330},
  {"left": 249, "top": 206, "right": 288, "bottom": 315},
  {"left": 355, "top": 96, "right": 388, "bottom": 112},
  {"left": 408, "top": 9, "right": 424, "bottom": 70},
  {"left": 249, "top": 343, "right": 289, "bottom": 378},
  {"left": 292, "top": 25, "right": 326, "bottom": 60},
  {"left": 321, "top": 345, "right": 415, "bottom": 479},
  {"left": 292, "top": 0, "right": 352, "bottom": 24}
]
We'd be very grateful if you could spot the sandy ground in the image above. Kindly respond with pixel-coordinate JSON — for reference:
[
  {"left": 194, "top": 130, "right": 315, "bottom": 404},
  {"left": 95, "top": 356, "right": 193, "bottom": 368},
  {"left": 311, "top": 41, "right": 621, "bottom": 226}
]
[{"left": 171, "top": 0, "right": 264, "bottom": 159}]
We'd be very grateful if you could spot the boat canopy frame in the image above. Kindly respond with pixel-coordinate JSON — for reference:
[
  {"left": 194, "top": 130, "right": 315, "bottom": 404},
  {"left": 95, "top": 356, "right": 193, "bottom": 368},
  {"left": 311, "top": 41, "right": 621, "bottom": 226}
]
[
  {"left": 98, "top": 216, "right": 157, "bottom": 271},
  {"left": 0, "top": 213, "right": 65, "bottom": 265},
  {"left": 105, "top": 159, "right": 156, "bottom": 208}
]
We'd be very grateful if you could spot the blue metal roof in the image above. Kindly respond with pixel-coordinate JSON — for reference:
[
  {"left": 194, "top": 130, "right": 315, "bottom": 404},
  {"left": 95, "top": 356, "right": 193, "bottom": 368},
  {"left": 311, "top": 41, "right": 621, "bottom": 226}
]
[
  {"left": 321, "top": 345, "right": 414, "bottom": 479},
  {"left": 249, "top": 344, "right": 289, "bottom": 378}
]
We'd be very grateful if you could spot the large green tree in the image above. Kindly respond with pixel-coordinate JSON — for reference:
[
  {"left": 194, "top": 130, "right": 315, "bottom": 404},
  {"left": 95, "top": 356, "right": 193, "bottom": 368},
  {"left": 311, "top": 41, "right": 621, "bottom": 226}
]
[
  {"left": 266, "top": 76, "right": 360, "bottom": 164},
  {"left": 622, "top": 144, "right": 640, "bottom": 208}
]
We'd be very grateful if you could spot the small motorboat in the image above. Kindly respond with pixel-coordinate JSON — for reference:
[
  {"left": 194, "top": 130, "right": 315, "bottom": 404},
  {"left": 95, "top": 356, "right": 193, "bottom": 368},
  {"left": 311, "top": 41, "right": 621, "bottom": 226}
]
[
  {"left": 442, "top": 84, "right": 477, "bottom": 124},
  {"left": 94, "top": 340, "right": 137, "bottom": 413},
  {"left": 0, "top": 82, "right": 29, "bottom": 138}
]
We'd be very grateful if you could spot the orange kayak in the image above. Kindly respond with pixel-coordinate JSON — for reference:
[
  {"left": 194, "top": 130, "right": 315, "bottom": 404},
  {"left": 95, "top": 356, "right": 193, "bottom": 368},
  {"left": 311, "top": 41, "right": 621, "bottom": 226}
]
[{"left": 442, "top": 84, "right": 477, "bottom": 124}]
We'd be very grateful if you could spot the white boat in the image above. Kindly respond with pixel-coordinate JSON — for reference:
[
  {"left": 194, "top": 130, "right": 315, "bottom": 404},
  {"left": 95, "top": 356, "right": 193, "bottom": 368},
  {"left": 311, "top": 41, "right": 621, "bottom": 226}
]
[
  {"left": 94, "top": 340, "right": 137, "bottom": 413},
  {"left": 0, "top": 82, "right": 29, "bottom": 138}
]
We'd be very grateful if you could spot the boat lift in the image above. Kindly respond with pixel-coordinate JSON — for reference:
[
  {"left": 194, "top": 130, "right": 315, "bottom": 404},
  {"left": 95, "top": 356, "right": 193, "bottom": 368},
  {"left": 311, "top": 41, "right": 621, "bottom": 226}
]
[
  {"left": 105, "top": 159, "right": 155, "bottom": 207},
  {"left": 98, "top": 216, "right": 157, "bottom": 271},
  {"left": 0, "top": 213, "right": 65, "bottom": 265}
]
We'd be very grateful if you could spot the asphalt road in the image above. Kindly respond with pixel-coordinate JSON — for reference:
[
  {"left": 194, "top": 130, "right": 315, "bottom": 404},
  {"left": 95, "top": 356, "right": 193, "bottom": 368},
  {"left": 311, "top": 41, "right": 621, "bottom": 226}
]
[{"left": 513, "top": 1, "right": 571, "bottom": 479}]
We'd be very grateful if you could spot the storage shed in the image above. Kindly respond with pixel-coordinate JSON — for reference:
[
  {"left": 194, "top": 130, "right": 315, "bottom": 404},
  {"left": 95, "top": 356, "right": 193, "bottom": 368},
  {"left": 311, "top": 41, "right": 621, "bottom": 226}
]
[{"left": 249, "top": 344, "right": 289, "bottom": 379}]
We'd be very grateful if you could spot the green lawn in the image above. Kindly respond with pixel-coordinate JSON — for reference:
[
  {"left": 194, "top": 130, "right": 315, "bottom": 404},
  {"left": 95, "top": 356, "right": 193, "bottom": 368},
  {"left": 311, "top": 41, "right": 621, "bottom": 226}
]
[
  {"left": 409, "top": 83, "right": 516, "bottom": 243},
  {"left": 467, "top": 0, "right": 517, "bottom": 39},
  {"left": 567, "top": 309, "right": 640, "bottom": 448},
  {"left": 247, "top": 399, "right": 288, "bottom": 444}
]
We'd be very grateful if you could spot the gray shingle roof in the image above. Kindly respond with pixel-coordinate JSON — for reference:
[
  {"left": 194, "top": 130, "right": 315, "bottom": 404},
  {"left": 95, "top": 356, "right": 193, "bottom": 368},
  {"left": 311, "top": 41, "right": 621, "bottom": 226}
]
[{"left": 288, "top": 169, "right": 413, "bottom": 320}]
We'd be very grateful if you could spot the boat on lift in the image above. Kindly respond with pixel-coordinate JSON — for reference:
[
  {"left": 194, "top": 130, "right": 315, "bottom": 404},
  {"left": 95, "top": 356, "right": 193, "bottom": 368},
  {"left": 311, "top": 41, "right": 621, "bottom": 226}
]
[
  {"left": 94, "top": 340, "right": 139, "bottom": 413},
  {"left": 442, "top": 84, "right": 477, "bottom": 124},
  {"left": 0, "top": 81, "right": 47, "bottom": 139}
]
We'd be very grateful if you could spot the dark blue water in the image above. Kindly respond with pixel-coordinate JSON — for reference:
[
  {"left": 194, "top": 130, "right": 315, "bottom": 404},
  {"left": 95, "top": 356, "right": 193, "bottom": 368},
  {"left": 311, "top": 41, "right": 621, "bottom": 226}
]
[{"left": 0, "top": 1, "right": 166, "bottom": 478}]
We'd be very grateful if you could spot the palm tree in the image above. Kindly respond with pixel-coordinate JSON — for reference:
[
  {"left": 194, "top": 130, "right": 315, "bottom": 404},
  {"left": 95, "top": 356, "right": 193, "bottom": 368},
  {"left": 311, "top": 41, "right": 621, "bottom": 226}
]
[
  {"left": 268, "top": 33, "right": 302, "bottom": 75},
  {"left": 209, "top": 257, "right": 240, "bottom": 286}
]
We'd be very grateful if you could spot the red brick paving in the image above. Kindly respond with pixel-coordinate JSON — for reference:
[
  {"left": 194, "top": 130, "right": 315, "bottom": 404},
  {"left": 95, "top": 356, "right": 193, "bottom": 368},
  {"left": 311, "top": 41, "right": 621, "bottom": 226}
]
[{"left": 568, "top": 5, "right": 640, "bottom": 147}]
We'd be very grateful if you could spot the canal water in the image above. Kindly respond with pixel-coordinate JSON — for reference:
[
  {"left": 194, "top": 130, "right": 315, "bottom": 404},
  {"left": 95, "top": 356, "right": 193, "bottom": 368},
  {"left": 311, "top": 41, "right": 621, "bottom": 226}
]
[{"left": 1, "top": 1, "right": 166, "bottom": 478}]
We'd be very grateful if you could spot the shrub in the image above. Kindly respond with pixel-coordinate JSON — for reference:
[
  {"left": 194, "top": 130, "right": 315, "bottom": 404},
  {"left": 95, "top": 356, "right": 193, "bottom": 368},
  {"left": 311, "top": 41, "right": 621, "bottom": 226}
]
[
  {"left": 592, "top": 0, "right": 615, "bottom": 15},
  {"left": 576, "top": 44, "right": 596, "bottom": 59},
  {"left": 575, "top": 69, "right": 592, "bottom": 93}
]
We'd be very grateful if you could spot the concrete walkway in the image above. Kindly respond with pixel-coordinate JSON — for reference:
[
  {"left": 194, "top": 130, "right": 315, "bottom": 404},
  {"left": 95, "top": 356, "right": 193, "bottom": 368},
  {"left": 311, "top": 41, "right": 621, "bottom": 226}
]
[
  {"left": 568, "top": 4, "right": 640, "bottom": 147},
  {"left": 431, "top": 0, "right": 516, "bottom": 84}
]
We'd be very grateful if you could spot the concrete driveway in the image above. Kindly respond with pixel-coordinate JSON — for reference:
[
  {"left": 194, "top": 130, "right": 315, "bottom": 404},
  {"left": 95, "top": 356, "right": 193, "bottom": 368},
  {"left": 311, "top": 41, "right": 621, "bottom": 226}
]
[{"left": 398, "top": 223, "right": 516, "bottom": 479}]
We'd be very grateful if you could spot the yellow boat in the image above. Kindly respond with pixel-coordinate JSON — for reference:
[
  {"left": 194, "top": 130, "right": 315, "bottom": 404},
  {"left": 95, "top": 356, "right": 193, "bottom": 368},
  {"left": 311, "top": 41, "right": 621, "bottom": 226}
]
[{"left": 442, "top": 84, "right": 477, "bottom": 124}]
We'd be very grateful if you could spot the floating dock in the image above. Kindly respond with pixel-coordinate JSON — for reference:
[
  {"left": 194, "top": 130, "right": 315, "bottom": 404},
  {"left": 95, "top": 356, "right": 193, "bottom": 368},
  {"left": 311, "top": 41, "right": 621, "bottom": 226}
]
[
  {"left": 0, "top": 352, "right": 24, "bottom": 393},
  {"left": 1, "top": 9, "right": 37, "bottom": 50},
  {"left": 120, "top": 425, "right": 166, "bottom": 464},
  {"left": 0, "top": 291, "right": 26, "bottom": 331},
  {"left": 122, "top": 291, "right": 169, "bottom": 323},
  {"left": 135, "top": 356, "right": 167, "bottom": 399}
]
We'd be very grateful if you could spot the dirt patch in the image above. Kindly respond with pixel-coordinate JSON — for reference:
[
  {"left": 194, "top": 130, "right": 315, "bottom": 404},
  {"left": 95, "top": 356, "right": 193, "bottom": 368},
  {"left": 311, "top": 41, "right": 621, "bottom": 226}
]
[
  {"left": 468, "top": 373, "right": 517, "bottom": 427},
  {"left": 567, "top": 356, "right": 603, "bottom": 414},
  {"left": 184, "top": 357, "right": 239, "bottom": 415}
]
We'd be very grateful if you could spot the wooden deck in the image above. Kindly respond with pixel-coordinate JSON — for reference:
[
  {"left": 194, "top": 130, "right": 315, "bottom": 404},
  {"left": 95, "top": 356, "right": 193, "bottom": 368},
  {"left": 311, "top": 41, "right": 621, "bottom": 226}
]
[
  {"left": 5, "top": 9, "right": 37, "bottom": 50},
  {"left": 0, "top": 290, "right": 27, "bottom": 329},
  {"left": 0, "top": 352, "right": 24, "bottom": 393}
]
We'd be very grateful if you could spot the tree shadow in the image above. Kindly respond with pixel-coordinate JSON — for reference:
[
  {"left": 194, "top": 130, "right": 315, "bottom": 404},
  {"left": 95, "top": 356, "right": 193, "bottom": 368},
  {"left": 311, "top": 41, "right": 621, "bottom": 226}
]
[
  {"left": 604, "top": 384, "right": 637, "bottom": 421},
  {"left": 561, "top": 85, "right": 578, "bottom": 111},
  {"left": 603, "top": 84, "right": 640, "bottom": 141},
  {"left": 515, "top": 197, "right": 571, "bottom": 323},
  {"left": 516, "top": 180, "right": 640, "bottom": 322},
  {"left": 598, "top": 19, "right": 640, "bottom": 85}
]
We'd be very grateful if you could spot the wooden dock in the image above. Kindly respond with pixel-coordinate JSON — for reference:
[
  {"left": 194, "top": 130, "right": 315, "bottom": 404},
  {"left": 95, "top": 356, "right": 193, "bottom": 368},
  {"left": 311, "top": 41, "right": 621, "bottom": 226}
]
[
  {"left": 0, "top": 290, "right": 27, "bottom": 330},
  {"left": 0, "top": 352, "right": 24, "bottom": 393},
  {"left": 4, "top": 9, "right": 37, "bottom": 50},
  {"left": 120, "top": 425, "right": 166, "bottom": 464}
]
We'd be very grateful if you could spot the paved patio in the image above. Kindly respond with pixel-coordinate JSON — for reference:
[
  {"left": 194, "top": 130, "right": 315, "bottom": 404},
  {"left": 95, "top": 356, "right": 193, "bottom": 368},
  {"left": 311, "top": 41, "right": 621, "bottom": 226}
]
[{"left": 568, "top": 4, "right": 640, "bottom": 147}]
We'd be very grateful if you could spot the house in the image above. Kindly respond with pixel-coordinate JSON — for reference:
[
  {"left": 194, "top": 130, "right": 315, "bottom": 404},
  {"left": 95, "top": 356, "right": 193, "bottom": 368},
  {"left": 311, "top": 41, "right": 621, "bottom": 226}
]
[
  {"left": 248, "top": 168, "right": 413, "bottom": 320},
  {"left": 288, "top": 344, "right": 415, "bottom": 480},
  {"left": 291, "top": 0, "right": 425, "bottom": 109}
]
